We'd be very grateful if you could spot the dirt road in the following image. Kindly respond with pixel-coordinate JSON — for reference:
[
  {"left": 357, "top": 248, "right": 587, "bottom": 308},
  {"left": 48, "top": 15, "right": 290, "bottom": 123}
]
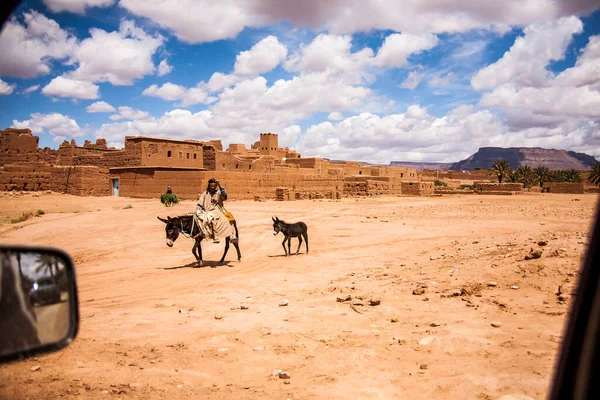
[{"left": 0, "top": 192, "right": 597, "bottom": 399}]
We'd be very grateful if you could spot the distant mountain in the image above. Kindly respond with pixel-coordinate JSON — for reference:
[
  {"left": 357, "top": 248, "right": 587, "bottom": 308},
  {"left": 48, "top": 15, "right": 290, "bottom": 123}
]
[
  {"left": 450, "top": 147, "right": 598, "bottom": 171},
  {"left": 389, "top": 161, "right": 452, "bottom": 170}
]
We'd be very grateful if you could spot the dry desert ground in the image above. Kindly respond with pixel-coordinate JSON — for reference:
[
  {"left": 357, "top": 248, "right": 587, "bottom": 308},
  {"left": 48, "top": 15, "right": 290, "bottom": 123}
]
[{"left": 0, "top": 191, "right": 598, "bottom": 400}]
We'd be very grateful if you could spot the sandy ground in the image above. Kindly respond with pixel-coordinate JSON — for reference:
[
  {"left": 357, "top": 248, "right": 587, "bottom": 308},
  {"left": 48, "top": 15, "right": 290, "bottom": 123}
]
[{"left": 0, "top": 191, "right": 598, "bottom": 400}]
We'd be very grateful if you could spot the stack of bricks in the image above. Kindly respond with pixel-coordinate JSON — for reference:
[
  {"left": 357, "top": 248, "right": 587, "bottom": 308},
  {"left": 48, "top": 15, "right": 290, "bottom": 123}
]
[{"left": 275, "top": 187, "right": 290, "bottom": 201}]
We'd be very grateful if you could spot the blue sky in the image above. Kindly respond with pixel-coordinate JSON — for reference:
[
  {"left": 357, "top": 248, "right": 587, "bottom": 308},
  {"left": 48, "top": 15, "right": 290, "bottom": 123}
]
[{"left": 1, "top": 0, "right": 599, "bottom": 163}]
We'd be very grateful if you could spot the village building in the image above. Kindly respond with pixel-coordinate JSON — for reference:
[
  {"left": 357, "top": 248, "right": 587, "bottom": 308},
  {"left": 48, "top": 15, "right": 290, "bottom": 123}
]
[{"left": 0, "top": 127, "right": 431, "bottom": 199}]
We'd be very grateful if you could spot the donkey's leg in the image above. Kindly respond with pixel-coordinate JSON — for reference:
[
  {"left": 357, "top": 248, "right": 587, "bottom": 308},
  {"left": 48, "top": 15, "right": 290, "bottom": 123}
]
[
  {"left": 194, "top": 238, "right": 204, "bottom": 267},
  {"left": 296, "top": 235, "right": 303, "bottom": 255},
  {"left": 302, "top": 230, "right": 309, "bottom": 254},
  {"left": 281, "top": 238, "right": 288, "bottom": 256},
  {"left": 287, "top": 237, "right": 292, "bottom": 256},
  {"left": 192, "top": 239, "right": 202, "bottom": 267},
  {"left": 220, "top": 237, "right": 230, "bottom": 264},
  {"left": 233, "top": 241, "right": 241, "bottom": 261}
]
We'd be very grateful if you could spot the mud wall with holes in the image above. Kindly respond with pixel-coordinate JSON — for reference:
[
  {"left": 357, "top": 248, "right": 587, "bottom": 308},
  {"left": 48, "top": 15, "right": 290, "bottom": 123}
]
[
  {"left": 543, "top": 182, "right": 585, "bottom": 194},
  {"left": 401, "top": 181, "right": 434, "bottom": 196},
  {"left": 0, "top": 163, "right": 109, "bottom": 195}
]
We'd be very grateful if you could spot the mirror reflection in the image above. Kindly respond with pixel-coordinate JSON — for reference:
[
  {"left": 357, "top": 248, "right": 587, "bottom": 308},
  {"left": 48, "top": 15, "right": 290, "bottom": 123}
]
[{"left": 0, "top": 250, "right": 71, "bottom": 357}]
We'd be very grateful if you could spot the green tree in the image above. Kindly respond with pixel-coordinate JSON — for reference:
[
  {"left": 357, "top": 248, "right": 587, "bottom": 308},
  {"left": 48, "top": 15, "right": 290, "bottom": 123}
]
[
  {"left": 516, "top": 165, "right": 536, "bottom": 188},
  {"left": 550, "top": 170, "right": 567, "bottom": 182},
  {"left": 588, "top": 162, "right": 600, "bottom": 186},
  {"left": 489, "top": 159, "right": 512, "bottom": 184},
  {"left": 564, "top": 169, "right": 582, "bottom": 183},
  {"left": 533, "top": 166, "right": 550, "bottom": 188}
]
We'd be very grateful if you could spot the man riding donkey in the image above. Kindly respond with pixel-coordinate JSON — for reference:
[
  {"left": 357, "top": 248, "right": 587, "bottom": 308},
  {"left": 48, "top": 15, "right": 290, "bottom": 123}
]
[{"left": 196, "top": 178, "right": 238, "bottom": 244}]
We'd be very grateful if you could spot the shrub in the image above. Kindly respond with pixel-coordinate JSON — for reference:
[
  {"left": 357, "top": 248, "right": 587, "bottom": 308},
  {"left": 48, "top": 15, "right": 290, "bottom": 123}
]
[
  {"left": 459, "top": 184, "right": 475, "bottom": 190},
  {"left": 161, "top": 193, "right": 179, "bottom": 207},
  {"left": 36, "top": 209, "right": 45, "bottom": 216},
  {"left": 11, "top": 211, "right": 34, "bottom": 224},
  {"left": 434, "top": 179, "right": 448, "bottom": 187},
  {"left": 123, "top": 204, "right": 133, "bottom": 209}
]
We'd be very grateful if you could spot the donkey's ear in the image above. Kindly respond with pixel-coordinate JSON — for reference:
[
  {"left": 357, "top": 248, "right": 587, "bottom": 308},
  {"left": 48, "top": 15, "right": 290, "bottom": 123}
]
[
  {"left": 157, "top": 216, "right": 169, "bottom": 224},
  {"left": 272, "top": 216, "right": 276, "bottom": 222}
]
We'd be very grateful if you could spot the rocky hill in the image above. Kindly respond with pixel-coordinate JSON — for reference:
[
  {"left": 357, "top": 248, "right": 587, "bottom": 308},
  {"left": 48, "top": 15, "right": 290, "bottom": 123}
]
[
  {"left": 389, "top": 161, "right": 452, "bottom": 170},
  {"left": 449, "top": 147, "right": 597, "bottom": 171}
]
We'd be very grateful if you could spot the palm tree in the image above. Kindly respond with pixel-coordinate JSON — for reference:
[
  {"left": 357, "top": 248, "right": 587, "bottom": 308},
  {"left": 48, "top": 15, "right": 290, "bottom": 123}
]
[
  {"left": 35, "top": 253, "right": 61, "bottom": 279},
  {"left": 550, "top": 170, "right": 567, "bottom": 182},
  {"left": 516, "top": 165, "right": 536, "bottom": 188},
  {"left": 565, "top": 169, "right": 582, "bottom": 183},
  {"left": 588, "top": 162, "right": 600, "bottom": 186},
  {"left": 533, "top": 166, "right": 550, "bottom": 188},
  {"left": 489, "top": 159, "right": 512, "bottom": 183},
  {"left": 506, "top": 171, "right": 519, "bottom": 183}
]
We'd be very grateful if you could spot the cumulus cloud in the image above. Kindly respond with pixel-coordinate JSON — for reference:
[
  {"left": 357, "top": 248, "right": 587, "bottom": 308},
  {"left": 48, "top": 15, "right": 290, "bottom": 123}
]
[
  {"left": 67, "top": 20, "right": 164, "bottom": 85},
  {"left": 12, "top": 112, "right": 84, "bottom": 138},
  {"left": 109, "top": 106, "right": 150, "bottom": 121},
  {"left": 471, "top": 16, "right": 584, "bottom": 90},
  {"left": 42, "top": 76, "right": 99, "bottom": 99},
  {"left": 43, "top": 0, "right": 115, "bottom": 14},
  {"left": 118, "top": 0, "right": 597, "bottom": 43},
  {"left": 474, "top": 22, "right": 600, "bottom": 131},
  {"left": 399, "top": 71, "right": 424, "bottom": 90},
  {"left": 284, "top": 34, "right": 373, "bottom": 80},
  {"left": 328, "top": 112, "right": 343, "bottom": 121},
  {"left": 142, "top": 82, "right": 214, "bottom": 107},
  {"left": 233, "top": 35, "right": 288, "bottom": 76},
  {"left": 0, "top": 11, "right": 77, "bottom": 78},
  {"left": 292, "top": 104, "right": 600, "bottom": 163},
  {"left": 0, "top": 79, "right": 16, "bottom": 95},
  {"left": 157, "top": 59, "right": 173, "bottom": 76},
  {"left": 86, "top": 101, "right": 116, "bottom": 113},
  {"left": 372, "top": 33, "right": 439, "bottom": 68},
  {"left": 206, "top": 72, "right": 240, "bottom": 93}
]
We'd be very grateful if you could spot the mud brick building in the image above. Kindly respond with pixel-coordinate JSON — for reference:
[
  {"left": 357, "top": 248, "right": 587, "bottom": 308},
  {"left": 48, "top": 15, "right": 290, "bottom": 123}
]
[{"left": 0, "top": 127, "right": 424, "bottom": 200}]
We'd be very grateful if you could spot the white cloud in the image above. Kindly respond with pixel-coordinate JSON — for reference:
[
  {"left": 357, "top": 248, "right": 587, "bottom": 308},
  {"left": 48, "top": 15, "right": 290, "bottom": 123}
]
[
  {"left": 0, "top": 79, "right": 16, "bottom": 95},
  {"left": 118, "top": 0, "right": 596, "bottom": 43},
  {"left": 42, "top": 76, "right": 99, "bottom": 99},
  {"left": 20, "top": 85, "right": 40, "bottom": 95},
  {"left": 157, "top": 59, "right": 173, "bottom": 76},
  {"left": 429, "top": 73, "right": 454, "bottom": 88},
  {"left": 43, "top": 0, "right": 115, "bottom": 14},
  {"left": 86, "top": 101, "right": 116, "bottom": 113},
  {"left": 0, "top": 11, "right": 77, "bottom": 78},
  {"left": 471, "top": 16, "right": 584, "bottom": 90},
  {"left": 67, "top": 20, "right": 164, "bottom": 85},
  {"left": 373, "top": 33, "right": 439, "bottom": 68},
  {"left": 206, "top": 72, "right": 240, "bottom": 93},
  {"left": 480, "top": 84, "right": 600, "bottom": 119},
  {"left": 12, "top": 112, "right": 84, "bottom": 138},
  {"left": 328, "top": 112, "right": 343, "bottom": 121},
  {"left": 142, "top": 82, "right": 213, "bottom": 107},
  {"left": 233, "top": 35, "right": 288, "bottom": 76},
  {"left": 399, "top": 71, "right": 424, "bottom": 90},
  {"left": 109, "top": 106, "right": 150, "bottom": 121}
]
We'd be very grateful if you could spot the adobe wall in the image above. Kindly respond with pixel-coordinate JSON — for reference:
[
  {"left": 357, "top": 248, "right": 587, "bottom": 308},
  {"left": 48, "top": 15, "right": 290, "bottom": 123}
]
[
  {"left": 214, "top": 152, "right": 275, "bottom": 173},
  {"left": 110, "top": 169, "right": 345, "bottom": 201},
  {"left": 543, "top": 182, "right": 585, "bottom": 194},
  {"left": 474, "top": 183, "right": 523, "bottom": 193},
  {"left": 0, "top": 162, "right": 108, "bottom": 195},
  {"left": 125, "top": 138, "right": 205, "bottom": 168},
  {"left": 0, "top": 128, "right": 42, "bottom": 165},
  {"left": 401, "top": 181, "right": 434, "bottom": 196}
]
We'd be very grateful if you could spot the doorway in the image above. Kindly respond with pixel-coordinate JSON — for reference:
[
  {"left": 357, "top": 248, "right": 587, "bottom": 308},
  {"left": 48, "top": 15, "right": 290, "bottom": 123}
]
[{"left": 112, "top": 179, "right": 119, "bottom": 196}]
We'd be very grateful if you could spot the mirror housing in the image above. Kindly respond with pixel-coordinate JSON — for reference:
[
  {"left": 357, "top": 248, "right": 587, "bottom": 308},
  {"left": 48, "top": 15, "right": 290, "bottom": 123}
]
[{"left": 0, "top": 245, "right": 79, "bottom": 363}]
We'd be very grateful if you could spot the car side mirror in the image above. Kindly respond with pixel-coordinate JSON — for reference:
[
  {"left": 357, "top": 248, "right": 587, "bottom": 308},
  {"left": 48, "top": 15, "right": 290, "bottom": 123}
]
[{"left": 0, "top": 246, "right": 79, "bottom": 363}]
